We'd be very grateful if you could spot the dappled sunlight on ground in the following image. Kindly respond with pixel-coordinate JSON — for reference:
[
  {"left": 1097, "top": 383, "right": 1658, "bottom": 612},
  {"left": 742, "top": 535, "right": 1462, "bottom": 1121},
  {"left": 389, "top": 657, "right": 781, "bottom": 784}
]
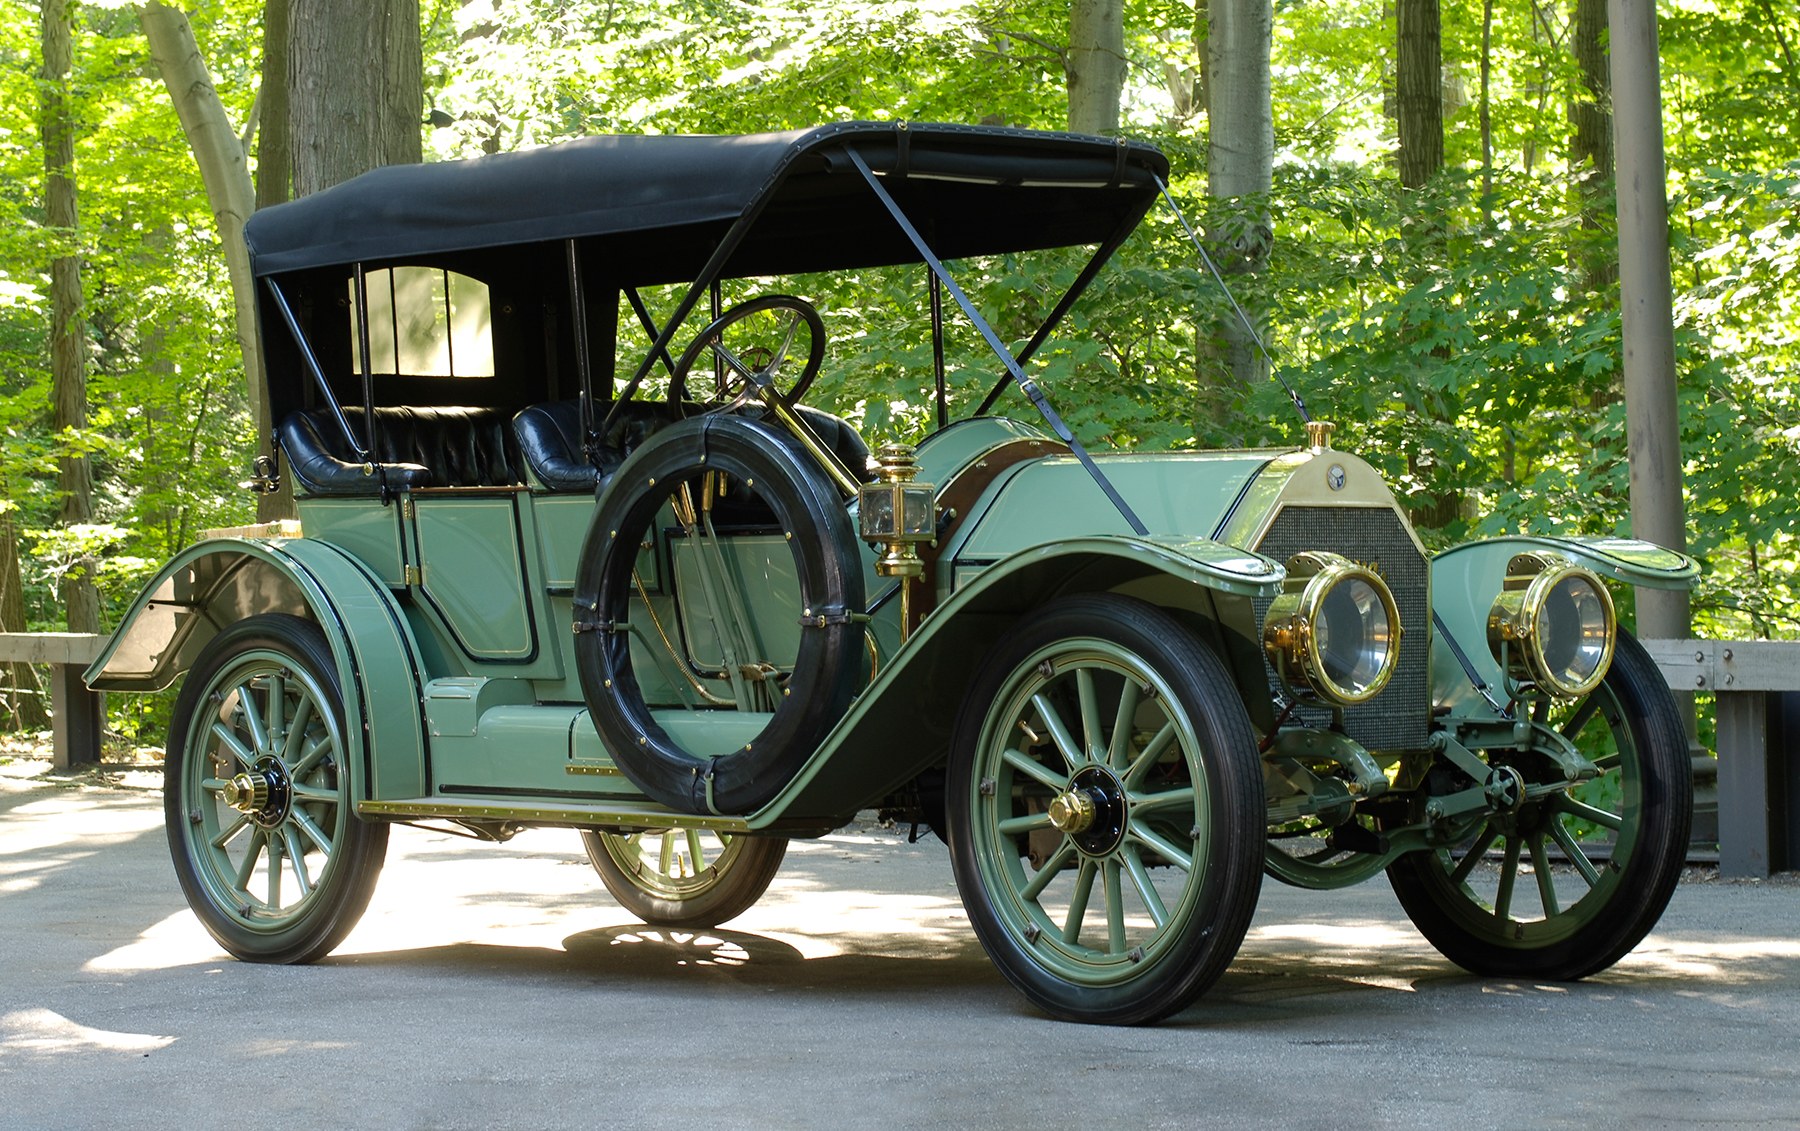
[{"left": 0, "top": 1008, "right": 175, "bottom": 1057}]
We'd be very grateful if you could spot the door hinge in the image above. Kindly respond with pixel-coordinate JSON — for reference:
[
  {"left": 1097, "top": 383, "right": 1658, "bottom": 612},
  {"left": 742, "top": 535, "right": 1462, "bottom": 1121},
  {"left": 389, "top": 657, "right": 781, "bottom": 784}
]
[{"left": 403, "top": 564, "right": 423, "bottom": 586}]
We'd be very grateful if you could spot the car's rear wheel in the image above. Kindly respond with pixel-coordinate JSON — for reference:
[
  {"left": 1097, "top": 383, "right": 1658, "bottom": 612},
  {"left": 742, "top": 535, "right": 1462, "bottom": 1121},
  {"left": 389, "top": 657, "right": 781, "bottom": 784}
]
[
  {"left": 165, "top": 614, "right": 388, "bottom": 963},
  {"left": 581, "top": 828, "right": 786, "bottom": 928},
  {"left": 1387, "top": 630, "right": 1690, "bottom": 978},
  {"left": 947, "top": 594, "right": 1264, "bottom": 1025}
]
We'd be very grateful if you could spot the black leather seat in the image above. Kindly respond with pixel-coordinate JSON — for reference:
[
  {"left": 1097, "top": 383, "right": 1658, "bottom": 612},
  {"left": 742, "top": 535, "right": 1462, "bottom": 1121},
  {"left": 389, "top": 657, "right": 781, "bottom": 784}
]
[
  {"left": 512, "top": 400, "right": 874, "bottom": 494},
  {"left": 278, "top": 406, "right": 525, "bottom": 496}
]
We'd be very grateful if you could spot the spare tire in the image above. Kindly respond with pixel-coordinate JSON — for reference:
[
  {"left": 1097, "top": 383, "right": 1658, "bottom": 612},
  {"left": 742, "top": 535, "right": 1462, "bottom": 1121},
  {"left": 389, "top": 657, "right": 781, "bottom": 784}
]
[{"left": 573, "top": 414, "right": 865, "bottom": 815}]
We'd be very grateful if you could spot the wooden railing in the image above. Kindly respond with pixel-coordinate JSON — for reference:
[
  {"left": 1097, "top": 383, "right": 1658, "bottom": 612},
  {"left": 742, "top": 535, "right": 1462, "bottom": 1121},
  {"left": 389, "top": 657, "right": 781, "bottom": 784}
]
[
  {"left": 0, "top": 632, "right": 105, "bottom": 769},
  {"left": 4, "top": 631, "right": 1792, "bottom": 878},
  {"left": 1647, "top": 640, "right": 1800, "bottom": 880}
]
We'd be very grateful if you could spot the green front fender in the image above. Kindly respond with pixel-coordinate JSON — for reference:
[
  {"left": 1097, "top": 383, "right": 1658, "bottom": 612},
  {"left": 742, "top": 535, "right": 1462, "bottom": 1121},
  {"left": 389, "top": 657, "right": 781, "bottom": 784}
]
[
  {"left": 85, "top": 537, "right": 430, "bottom": 801},
  {"left": 1429, "top": 534, "right": 1699, "bottom": 716},
  {"left": 747, "top": 534, "right": 1285, "bottom": 828}
]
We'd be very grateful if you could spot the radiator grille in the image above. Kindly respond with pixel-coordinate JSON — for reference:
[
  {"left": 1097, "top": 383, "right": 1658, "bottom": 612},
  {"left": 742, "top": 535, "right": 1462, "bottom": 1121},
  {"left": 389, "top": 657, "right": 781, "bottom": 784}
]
[{"left": 1251, "top": 505, "right": 1432, "bottom": 752}]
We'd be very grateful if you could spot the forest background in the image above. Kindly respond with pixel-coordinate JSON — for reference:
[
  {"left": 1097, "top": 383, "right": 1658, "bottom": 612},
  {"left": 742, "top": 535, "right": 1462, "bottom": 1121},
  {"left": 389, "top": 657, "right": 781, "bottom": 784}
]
[{"left": 0, "top": 0, "right": 1795, "bottom": 738}]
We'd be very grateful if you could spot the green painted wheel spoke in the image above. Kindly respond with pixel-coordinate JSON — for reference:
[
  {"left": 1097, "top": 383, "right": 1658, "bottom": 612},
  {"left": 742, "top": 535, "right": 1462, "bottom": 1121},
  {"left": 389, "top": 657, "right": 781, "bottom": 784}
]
[
  {"left": 211, "top": 812, "right": 251, "bottom": 851},
  {"left": 1449, "top": 824, "right": 1500, "bottom": 886},
  {"left": 1557, "top": 795, "right": 1624, "bottom": 832},
  {"left": 290, "top": 782, "right": 338, "bottom": 805},
  {"left": 1002, "top": 747, "right": 1068, "bottom": 791},
  {"left": 997, "top": 811, "right": 1053, "bottom": 837},
  {"left": 1559, "top": 695, "right": 1602, "bottom": 743},
  {"left": 686, "top": 829, "right": 707, "bottom": 871},
  {"left": 234, "top": 828, "right": 266, "bottom": 891},
  {"left": 1107, "top": 679, "right": 1142, "bottom": 770},
  {"left": 1548, "top": 819, "right": 1602, "bottom": 887},
  {"left": 1063, "top": 859, "right": 1097, "bottom": 944},
  {"left": 209, "top": 721, "right": 257, "bottom": 771},
  {"left": 290, "top": 808, "right": 335, "bottom": 856},
  {"left": 1494, "top": 836, "right": 1522, "bottom": 922},
  {"left": 1122, "top": 720, "right": 1176, "bottom": 790},
  {"left": 289, "top": 732, "right": 333, "bottom": 779},
  {"left": 1528, "top": 835, "right": 1559, "bottom": 917},
  {"left": 236, "top": 683, "right": 271, "bottom": 754},
  {"left": 659, "top": 832, "right": 676, "bottom": 875},
  {"left": 1075, "top": 668, "right": 1102, "bottom": 760},
  {"left": 266, "top": 833, "right": 284, "bottom": 908},
  {"left": 283, "top": 826, "right": 313, "bottom": 898},
  {"left": 1031, "top": 693, "right": 1086, "bottom": 770},
  {"left": 1128, "top": 786, "right": 1196, "bottom": 815},
  {"left": 201, "top": 777, "right": 230, "bottom": 795},
  {"left": 1103, "top": 860, "right": 1126, "bottom": 953},
  {"left": 281, "top": 697, "right": 317, "bottom": 765},
  {"left": 267, "top": 674, "right": 286, "bottom": 751},
  {"left": 1590, "top": 751, "right": 1622, "bottom": 771},
  {"left": 1122, "top": 845, "right": 1168, "bottom": 928},
  {"left": 1020, "top": 840, "right": 1075, "bottom": 903},
  {"left": 1127, "top": 820, "right": 1192, "bottom": 872}
]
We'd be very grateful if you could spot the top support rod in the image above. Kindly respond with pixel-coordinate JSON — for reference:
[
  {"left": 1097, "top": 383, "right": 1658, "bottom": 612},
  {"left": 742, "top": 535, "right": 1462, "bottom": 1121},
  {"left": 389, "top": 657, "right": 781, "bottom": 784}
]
[{"left": 844, "top": 147, "right": 1150, "bottom": 539}]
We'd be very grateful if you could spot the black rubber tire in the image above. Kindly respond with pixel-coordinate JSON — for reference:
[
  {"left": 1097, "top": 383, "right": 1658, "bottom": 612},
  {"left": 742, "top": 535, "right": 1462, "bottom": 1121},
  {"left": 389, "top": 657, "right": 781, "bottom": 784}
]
[
  {"left": 574, "top": 414, "right": 864, "bottom": 815},
  {"left": 581, "top": 829, "right": 787, "bottom": 928},
  {"left": 946, "top": 594, "right": 1265, "bottom": 1025},
  {"left": 1387, "top": 630, "right": 1691, "bottom": 979},
  {"left": 165, "top": 614, "right": 388, "bottom": 964}
]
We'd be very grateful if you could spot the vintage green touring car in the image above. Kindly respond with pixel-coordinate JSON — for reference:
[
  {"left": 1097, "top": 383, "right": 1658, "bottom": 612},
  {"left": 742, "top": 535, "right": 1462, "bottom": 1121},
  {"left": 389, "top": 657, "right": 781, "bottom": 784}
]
[{"left": 87, "top": 122, "right": 1698, "bottom": 1024}]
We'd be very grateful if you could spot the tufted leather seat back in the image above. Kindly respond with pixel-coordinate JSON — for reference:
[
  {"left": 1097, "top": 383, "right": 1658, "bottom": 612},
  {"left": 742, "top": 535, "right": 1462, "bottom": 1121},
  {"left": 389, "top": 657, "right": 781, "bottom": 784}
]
[
  {"left": 278, "top": 405, "right": 525, "bottom": 496},
  {"left": 513, "top": 399, "right": 875, "bottom": 494}
]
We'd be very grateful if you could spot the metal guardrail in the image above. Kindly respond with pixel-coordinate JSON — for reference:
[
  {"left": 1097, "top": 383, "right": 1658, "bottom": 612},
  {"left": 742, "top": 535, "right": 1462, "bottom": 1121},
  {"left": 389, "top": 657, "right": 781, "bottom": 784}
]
[
  {"left": 1645, "top": 639, "right": 1800, "bottom": 880},
  {"left": 0, "top": 632, "right": 105, "bottom": 770}
]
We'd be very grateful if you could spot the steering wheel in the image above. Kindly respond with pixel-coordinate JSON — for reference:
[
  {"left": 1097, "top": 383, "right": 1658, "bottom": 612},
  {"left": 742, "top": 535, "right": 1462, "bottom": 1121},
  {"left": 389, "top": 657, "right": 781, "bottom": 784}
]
[{"left": 668, "top": 295, "right": 826, "bottom": 412}]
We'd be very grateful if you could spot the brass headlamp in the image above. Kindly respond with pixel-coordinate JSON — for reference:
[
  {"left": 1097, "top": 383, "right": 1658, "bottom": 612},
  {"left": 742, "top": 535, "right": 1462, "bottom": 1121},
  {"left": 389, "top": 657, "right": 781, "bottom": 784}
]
[
  {"left": 1263, "top": 550, "right": 1403, "bottom": 706},
  {"left": 1486, "top": 551, "right": 1615, "bottom": 698}
]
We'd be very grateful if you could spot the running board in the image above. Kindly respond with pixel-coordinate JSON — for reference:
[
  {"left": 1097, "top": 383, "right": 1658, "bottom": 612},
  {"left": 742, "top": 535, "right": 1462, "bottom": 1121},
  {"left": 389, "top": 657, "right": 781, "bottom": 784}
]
[{"left": 358, "top": 796, "right": 753, "bottom": 833}]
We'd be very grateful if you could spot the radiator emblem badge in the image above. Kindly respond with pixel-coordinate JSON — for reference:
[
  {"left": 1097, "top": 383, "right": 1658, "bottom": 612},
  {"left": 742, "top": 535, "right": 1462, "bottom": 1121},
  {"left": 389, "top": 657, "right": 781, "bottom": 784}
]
[{"left": 1327, "top": 464, "right": 1347, "bottom": 491}]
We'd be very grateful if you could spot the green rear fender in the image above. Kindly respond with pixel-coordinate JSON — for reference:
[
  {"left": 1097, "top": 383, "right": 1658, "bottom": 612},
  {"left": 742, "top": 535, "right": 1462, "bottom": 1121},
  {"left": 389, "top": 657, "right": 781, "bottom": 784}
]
[
  {"left": 84, "top": 537, "right": 430, "bottom": 801},
  {"left": 750, "top": 534, "right": 1285, "bottom": 827},
  {"left": 1429, "top": 534, "right": 1699, "bottom": 716}
]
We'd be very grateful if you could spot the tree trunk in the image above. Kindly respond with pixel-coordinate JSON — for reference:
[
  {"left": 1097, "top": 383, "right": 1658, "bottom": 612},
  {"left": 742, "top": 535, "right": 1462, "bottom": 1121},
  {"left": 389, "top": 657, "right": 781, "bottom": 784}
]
[
  {"left": 257, "top": 0, "right": 292, "bottom": 210},
  {"left": 1570, "top": 0, "right": 1617, "bottom": 292},
  {"left": 1203, "top": 0, "right": 1274, "bottom": 409},
  {"left": 136, "top": 3, "right": 283, "bottom": 519},
  {"left": 290, "top": 0, "right": 423, "bottom": 197},
  {"left": 1395, "top": 0, "right": 1443, "bottom": 189},
  {"left": 1067, "top": 0, "right": 1125, "bottom": 135},
  {"left": 0, "top": 499, "right": 49, "bottom": 730},
  {"left": 41, "top": 0, "right": 100, "bottom": 636}
]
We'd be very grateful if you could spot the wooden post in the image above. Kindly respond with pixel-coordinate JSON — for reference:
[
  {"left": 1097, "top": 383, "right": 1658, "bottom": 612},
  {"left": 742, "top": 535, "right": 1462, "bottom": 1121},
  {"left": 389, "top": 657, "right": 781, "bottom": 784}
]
[
  {"left": 0, "top": 632, "right": 106, "bottom": 768},
  {"left": 1608, "top": 0, "right": 1688, "bottom": 642}
]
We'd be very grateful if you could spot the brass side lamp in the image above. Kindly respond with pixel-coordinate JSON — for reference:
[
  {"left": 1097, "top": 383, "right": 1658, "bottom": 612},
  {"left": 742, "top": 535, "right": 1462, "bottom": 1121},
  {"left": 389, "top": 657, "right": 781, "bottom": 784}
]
[{"left": 859, "top": 442, "right": 937, "bottom": 637}]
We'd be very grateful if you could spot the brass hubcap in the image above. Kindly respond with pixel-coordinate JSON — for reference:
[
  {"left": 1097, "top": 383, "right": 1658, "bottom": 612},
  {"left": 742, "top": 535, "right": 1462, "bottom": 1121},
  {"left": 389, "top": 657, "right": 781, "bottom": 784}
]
[
  {"left": 223, "top": 772, "right": 270, "bottom": 814},
  {"left": 1048, "top": 789, "right": 1097, "bottom": 834},
  {"left": 222, "top": 759, "right": 292, "bottom": 827}
]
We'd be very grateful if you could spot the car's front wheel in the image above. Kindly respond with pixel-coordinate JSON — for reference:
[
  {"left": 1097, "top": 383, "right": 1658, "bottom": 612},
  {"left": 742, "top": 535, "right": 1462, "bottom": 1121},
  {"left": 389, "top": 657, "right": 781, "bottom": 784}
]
[
  {"left": 947, "top": 594, "right": 1264, "bottom": 1025},
  {"left": 1387, "top": 630, "right": 1690, "bottom": 978}
]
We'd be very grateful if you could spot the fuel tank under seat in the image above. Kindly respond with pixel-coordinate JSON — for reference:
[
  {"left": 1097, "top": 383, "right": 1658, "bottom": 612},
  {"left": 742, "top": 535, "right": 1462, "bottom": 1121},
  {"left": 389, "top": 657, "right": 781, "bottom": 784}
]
[{"left": 277, "top": 406, "right": 525, "bottom": 496}]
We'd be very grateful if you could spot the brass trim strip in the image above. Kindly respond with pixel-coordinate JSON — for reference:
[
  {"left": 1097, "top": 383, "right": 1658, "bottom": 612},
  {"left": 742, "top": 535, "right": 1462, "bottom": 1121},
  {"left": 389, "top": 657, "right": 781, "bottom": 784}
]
[{"left": 359, "top": 796, "right": 752, "bottom": 832}]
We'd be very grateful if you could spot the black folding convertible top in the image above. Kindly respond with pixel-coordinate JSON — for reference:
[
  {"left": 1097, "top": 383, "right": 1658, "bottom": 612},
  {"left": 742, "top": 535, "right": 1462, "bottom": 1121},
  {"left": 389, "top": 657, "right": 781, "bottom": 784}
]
[{"left": 244, "top": 122, "right": 1171, "bottom": 284}]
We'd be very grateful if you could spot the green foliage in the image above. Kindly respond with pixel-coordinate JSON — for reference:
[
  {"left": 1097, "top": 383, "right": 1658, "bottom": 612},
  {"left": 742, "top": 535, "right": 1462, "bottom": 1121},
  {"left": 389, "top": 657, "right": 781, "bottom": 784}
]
[{"left": 0, "top": 0, "right": 1797, "bottom": 734}]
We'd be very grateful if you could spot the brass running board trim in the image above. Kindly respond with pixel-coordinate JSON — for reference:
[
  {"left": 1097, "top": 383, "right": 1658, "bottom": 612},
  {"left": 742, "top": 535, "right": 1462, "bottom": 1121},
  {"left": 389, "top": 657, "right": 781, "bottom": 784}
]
[{"left": 358, "top": 796, "right": 752, "bottom": 832}]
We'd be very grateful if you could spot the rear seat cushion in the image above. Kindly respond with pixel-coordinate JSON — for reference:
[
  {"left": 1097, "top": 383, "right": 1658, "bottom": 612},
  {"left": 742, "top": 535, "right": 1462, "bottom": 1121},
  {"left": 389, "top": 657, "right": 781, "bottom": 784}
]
[{"left": 278, "top": 406, "right": 524, "bottom": 496}]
